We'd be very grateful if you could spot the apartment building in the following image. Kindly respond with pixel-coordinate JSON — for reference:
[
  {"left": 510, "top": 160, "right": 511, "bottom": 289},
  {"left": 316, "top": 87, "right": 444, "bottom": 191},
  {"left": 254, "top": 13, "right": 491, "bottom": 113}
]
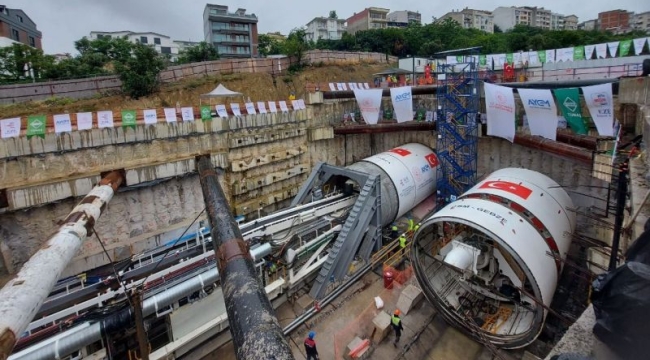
[
  {"left": 203, "top": 4, "right": 258, "bottom": 58},
  {"left": 598, "top": 9, "right": 632, "bottom": 33},
  {"left": 493, "top": 6, "right": 553, "bottom": 31},
  {"left": 632, "top": 11, "right": 650, "bottom": 33},
  {"left": 89, "top": 31, "right": 191, "bottom": 60},
  {"left": 437, "top": 8, "right": 494, "bottom": 33},
  {"left": 387, "top": 10, "right": 422, "bottom": 28},
  {"left": 551, "top": 13, "right": 579, "bottom": 30},
  {"left": 578, "top": 19, "right": 598, "bottom": 30},
  {"left": 346, "top": 7, "right": 390, "bottom": 34},
  {"left": 305, "top": 16, "right": 346, "bottom": 41},
  {"left": 0, "top": 5, "right": 42, "bottom": 49}
]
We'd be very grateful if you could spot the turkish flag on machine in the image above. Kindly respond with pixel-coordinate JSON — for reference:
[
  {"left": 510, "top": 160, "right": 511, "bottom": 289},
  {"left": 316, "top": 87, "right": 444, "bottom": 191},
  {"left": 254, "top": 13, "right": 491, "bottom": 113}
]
[
  {"left": 425, "top": 153, "right": 439, "bottom": 167},
  {"left": 479, "top": 181, "right": 533, "bottom": 200},
  {"left": 389, "top": 148, "right": 411, "bottom": 156}
]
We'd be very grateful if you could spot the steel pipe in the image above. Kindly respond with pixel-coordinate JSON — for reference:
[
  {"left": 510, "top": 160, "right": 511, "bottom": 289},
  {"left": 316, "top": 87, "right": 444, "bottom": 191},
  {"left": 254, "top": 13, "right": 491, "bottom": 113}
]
[
  {"left": 514, "top": 133, "right": 593, "bottom": 165},
  {"left": 0, "top": 171, "right": 124, "bottom": 360},
  {"left": 334, "top": 122, "right": 436, "bottom": 134},
  {"left": 322, "top": 85, "right": 439, "bottom": 99},
  {"left": 197, "top": 157, "right": 294, "bottom": 360},
  {"left": 555, "top": 131, "right": 599, "bottom": 150}
]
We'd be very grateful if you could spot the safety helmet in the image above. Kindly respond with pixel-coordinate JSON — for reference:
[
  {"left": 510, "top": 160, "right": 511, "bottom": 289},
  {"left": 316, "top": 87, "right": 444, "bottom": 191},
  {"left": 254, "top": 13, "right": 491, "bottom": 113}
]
[
  {"left": 394, "top": 309, "right": 401, "bottom": 316},
  {"left": 309, "top": 331, "right": 316, "bottom": 339}
]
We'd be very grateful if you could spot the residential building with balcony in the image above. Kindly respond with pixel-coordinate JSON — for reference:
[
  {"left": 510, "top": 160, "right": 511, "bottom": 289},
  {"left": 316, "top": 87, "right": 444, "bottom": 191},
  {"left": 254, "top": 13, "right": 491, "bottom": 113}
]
[
  {"left": 493, "top": 6, "right": 553, "bottom": 31},
  {"left": 551, "top": 13, "right": 579, "bottom": 30},
  {"left": 346, "top": 7, "right": 390, "bottom": 34},
  {"left": 305, "top": 16, "right": 346, "bottom": 41},
  {"left": 437, "top": 8, "right": 494, "bottom": 33},
  {"left": 632, "top": 11, "right": 650, "bottom": 34},
  {"left": 598, "top": 9, "right": 633, "bottom": 34},
  {"left": 578, "top": 19, "right": 598, "bottom": 30},
  {"left": 89, "top": 31, "right": 184, "bottom": 59},
  {"left": 563, "top": 15, "right": 579, "bottom": 30},
  {"left": 203, "top": 4, "right": 258, "bottom": 58},
  {"left": 387, "top": 10, "right": 422, "bottom": 28},
  {"left": 0, "top": 5, "right": 42, "bottom": 49}
]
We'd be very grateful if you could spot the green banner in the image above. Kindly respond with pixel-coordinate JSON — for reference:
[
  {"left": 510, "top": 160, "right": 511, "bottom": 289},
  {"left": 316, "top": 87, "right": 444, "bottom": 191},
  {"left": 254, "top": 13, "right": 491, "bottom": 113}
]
[
  {"left": 27, "top": 115, "right": 46, "bottom": 139},
  {"left": 573, "top": 46, "right": 584, "bottom": 61},
  {"left": 506, "top": 53, "right": 514, "bottom": 64},
  {"left": 619, "top": 40, "right": 632, "bottom": 57},
  {"left": 479, "top": 55, "right": 486, "bottom": 66},
  {"left": 553, "top": 88, "right": 587, "bottom": 135},
  {"left": 121, "top": 110, "right": 136, "bottom": 129},
  {"left": 537, "top": 51, "right": 546, "bottom": 64},
  {"left": 456, "top": 55, "right": 463, "bottom": 63},
  {"left": 200, "top": 105, "right": 212, "bottom": 121}
]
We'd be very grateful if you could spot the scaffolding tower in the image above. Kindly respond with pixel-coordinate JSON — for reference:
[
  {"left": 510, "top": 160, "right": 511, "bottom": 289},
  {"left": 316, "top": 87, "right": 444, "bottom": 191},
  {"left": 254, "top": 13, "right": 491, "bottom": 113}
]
[{"left": 434, "top": 47, "right": 481, "bottom": 204}]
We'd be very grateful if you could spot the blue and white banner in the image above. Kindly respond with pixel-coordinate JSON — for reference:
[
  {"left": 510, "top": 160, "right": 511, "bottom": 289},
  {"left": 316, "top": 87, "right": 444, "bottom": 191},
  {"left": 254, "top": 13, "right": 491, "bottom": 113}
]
[
  {"left": 518, "top": 88, "right": 558, "bottom": 141},
  {"left": 389, "top": 86, "right": 413, "bottom": 123},
  {"left": 582, "top": 83, "right": 615, "bottom": 136},
  {"left": 484, "top": 83, "right": 516, "bottom": 142},
  {"left": 353, "top": 89, "right": 383, "bottom": 125}
]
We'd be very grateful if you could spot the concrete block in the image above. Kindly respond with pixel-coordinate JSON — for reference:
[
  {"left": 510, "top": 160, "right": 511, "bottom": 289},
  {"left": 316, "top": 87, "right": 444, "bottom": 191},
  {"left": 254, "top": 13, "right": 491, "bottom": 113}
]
[
  {"left": 371, "top": 311, "right": 392, "bottom": 344},
  {"left": 344, "top": 336, "right": 363, "bottom": 360},
  {"left": 396, "top": 284, "right": 424, "bottom": 316},
  {"left": 296, "top": 294, "right": 313, "bottom": 313},
  {"left": 307, "top": 92, "right": 324, "bottom": 104}
]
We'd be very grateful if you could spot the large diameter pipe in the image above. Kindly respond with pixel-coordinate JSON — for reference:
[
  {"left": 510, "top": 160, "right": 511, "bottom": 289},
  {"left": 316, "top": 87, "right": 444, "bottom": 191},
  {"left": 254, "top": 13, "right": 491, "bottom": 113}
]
[
  {"left": 514, "top": 133, "right": 593, "bottom": 165},
  {"left": 197, "top": 157, "right": 294, "bottom": 360},
  {"left": 0, "top": 171, "right": 123, "bottom": 359}
]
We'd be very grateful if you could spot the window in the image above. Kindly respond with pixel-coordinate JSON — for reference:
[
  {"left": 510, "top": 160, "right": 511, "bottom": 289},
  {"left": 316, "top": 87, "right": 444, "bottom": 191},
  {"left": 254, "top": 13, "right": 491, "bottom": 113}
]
[
  {"left": 154, "top": 37, "right": 161, "bottom": 45},
  {"left": 16, "top": 15, "right": 23, "bottom": 22},
  {"left": 28, "top": 36, "right": 35, "bottom": 47},
  {"left": 11, "top": 28, "right": 19, "bottom": 41},
  {"left": 140, "top": 36, "right": 148, "bottom": 44},
  {"left": 97, "top": 34, "right": 104, "bottom": 39},
  {"left": 161, "top": 46, "right": 171, "bottom": 54}
]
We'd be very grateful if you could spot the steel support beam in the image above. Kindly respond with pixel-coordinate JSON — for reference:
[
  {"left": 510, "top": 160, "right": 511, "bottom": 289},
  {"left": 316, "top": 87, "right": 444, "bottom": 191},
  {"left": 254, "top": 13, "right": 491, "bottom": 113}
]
[
  {"left": 0, "top": 171, "right": 124, "bottom": 360},
  {"left": 196, "top": 156, "right": 294, "bottom": 360}
]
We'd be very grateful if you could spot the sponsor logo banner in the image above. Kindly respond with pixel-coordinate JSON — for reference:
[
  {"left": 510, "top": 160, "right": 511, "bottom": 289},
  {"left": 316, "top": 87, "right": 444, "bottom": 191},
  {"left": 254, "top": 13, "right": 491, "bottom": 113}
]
[
  {"left": 581, "top": 83, "right": 615, "bottom": 136},
  {"left": 353, "top": 89, "right": 383, "bottom": 125},
  {"left": 518, "top": 88, "right": 558, "bottom": 141},
  {"left": 390, "top": 86, "right": 414, "bottom": 123},
  {"left": 484, "top": 83, "right": 515, "bottom": 142}
]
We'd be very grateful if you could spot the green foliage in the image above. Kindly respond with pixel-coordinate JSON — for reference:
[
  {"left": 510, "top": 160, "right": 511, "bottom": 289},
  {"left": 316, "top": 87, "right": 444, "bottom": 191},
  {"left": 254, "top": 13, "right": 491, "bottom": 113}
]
[
  {"left": 284, "top": 28, "right": 310, "bottom": 66},
  {"left": 114, "top": 42, "right": 166, "bottom": 99},
  {"left": 0, "top": 43, "right": 52, "bottom": 83},
  {"left": 176, "top": 42, "right": 220, "bottom": 64},
  {"left": 329, "top": 11, "right": 337, "bottom": 19}
]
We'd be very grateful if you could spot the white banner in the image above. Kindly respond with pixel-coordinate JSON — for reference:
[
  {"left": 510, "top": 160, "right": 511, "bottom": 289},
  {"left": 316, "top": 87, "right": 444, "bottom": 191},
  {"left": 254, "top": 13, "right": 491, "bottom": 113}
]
[
  {"left": 257, "top": 101, "right": 267, "bottom": 114},
  {"left": 390, "top": 86, "right": 414, "bottom": 123},
  {"left": 527, "top": 51, "right": 539, "bottom": 65},
  {"left": 181, "top": 107, "right": 194, "bottom": 121},
  {"left": 495, "top": 54, "right": 506, "bottom": 67},
  {"left": 76, "top": 112, "right": 93, "bottom": 130},
  {"left": 53, "top": 114, "right": 72, "bottom": 133},
  {"left": 595, "top": 43, "right": 607, "bottom": 59},
  {"left": 607, "top": 42, "right": 619, "bottom": 57},
  {"left": 556, "top": 47, "right": 574, "bottom": 62},
  {"left": 215, "top": 105, "right": 228, "bottom": 118},
  {"left": 245, "top": 102, "right": 256, "bottom": 115},
  {"left": 231, "top": 103, "right": 242, "bottom": 117},
  {"left": 545, "top": 49, "right": 555, "bottom": 63},
  {"left": 518, "top": 88, "right": 558, "bottom": 141},
  {"left": 163, "top": 108, "right": 177, "bottom": 123},
  {"left": 268, "top": 101, "right": 278, "bottom": 113},
  {"left": 633, "top": 38, "right": 647, "bottom": 56},
  {"left": 584, "top": 45, "right": 595, "bottom": 60},
  {"left": 582, "top": 83, "right": 615, "bottom": 137},
  {"left": 0, "top": 118, "right": 21, "bottom": 138},
  {"left": 143, "top": 109, "right": 158, "bottom": 125},
  {"left": 97, "top": 111, "right": 113, "bottom": 128},
  {"left": 484, "top": 83, "right": 515, "bottom": 142},
  {"left": 353, "top": 89, "right": 383, "bottom": 125},
  {"left": 278, "top": 101, "right": 289, "bottom": 113}
]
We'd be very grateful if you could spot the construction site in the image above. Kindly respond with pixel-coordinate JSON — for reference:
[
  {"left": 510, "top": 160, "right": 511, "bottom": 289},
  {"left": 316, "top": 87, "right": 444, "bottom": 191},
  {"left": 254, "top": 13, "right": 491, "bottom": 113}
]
[{"left": 0, "top": 47, "right": 649, "bottom": 360}]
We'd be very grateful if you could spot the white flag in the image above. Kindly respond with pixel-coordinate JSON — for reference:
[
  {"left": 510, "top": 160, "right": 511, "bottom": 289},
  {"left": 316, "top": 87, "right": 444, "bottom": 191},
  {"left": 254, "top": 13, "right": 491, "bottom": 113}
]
[
  {"left": 595, "top": 43, "right": 607, "bottom": 59},
  {"left": 390, "top": 86, "right": 414, "bottom": 123},
  {"left": 143, "top": 109, "right": 158, "bottom": 125},
  {"left": 245, "top": 102, "right": 257, "bottom": 115},
  {"left": 163, "top": 108, "right": 177, "bottom": 123},
  {"left": 53, "top": 114, "right": 72, "bottom": 134},
  {"left": 278, "top": 101, "right": 289, "bottom": 113},
  {"left": 584, "top": 45, "right": 595, "bottom": 60},
  {"left": 181, "top": 107, "right": 194, "bottom": 121},
  {"left": 97, "top": 111, "right": 114, "bottom": 128},
  {"left": 582, "top": 83, "right": 615, "bottom": 137},
  {"left": 484, "top": 83, "right": 515, "bottom": 143},
  {"left": 257, "top": 102, "right": 267, "bottom": 114},
  {"left": 0, "top": 118, "right": 21, "bottom": 138},
  {"left": 607, "top": 42, "right": 619, "bottom": 57},
  {"left": 215, "top": 105, "right": 228, "bottom": 118},
  {"left": 231, "top": 103, "right": 242, "bottom": 117},
  {"left": 557, "top": 47, "right": 574, "bottom": 62},
  {"left": 353, "top": 89, "right": 382, "bottom": 125},
  {"left": 633, "top": 38, "right": 647, "bottom": 56},
  {"left": 518, "top": 88, "right": 558, "bottom": 141},
  {"left": 76, "top": 112, "right": 93, "bottom": 130},
  {"left": 268, "top": 101, "right": 278, "bottom": 113},
  {"left": 545, "top": 49, "right": 555, "bottom": 63}
]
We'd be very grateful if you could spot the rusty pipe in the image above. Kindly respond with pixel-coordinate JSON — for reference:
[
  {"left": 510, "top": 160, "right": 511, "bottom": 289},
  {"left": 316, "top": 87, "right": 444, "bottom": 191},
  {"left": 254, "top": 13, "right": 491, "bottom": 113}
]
[
  {"left": 555, "top": 131, "right": 599, "bottom": 150},
  {"left": 514, "top": 134, "right": 593, "bottom": 165},
  {"left": 0, "top": 171, "right": 123, "bottom": 359},
  {"left": 334, "top": 122, "right": 436, "bottom": 134},
  {"left": 323, "top": 85, "right": 439, "bottom": 99},
  {"left": 196, "top": 157, "right": 294, "bottom": 360}
]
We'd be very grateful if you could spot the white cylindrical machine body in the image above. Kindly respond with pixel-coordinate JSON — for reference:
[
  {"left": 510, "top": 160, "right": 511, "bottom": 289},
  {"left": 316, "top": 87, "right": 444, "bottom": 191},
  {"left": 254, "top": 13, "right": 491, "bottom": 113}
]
[
  {"left": 346, "top": 143, "right": 439, "bottom": 226},
  {"left": 412, "top": 167, "right": 576, "bottom": 348}
]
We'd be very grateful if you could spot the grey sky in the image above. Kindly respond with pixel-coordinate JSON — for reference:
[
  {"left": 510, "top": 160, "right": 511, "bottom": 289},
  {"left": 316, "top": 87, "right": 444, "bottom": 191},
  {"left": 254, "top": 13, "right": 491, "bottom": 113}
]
[{"left": 4, "top": 0, "right": 648, "bottom": 54}]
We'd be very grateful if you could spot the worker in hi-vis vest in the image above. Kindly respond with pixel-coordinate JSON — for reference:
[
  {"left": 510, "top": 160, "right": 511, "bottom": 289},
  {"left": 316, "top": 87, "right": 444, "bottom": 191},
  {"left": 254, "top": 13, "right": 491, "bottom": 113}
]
[
  {"left": 399, "top": 235, "right": 407, "bottom": 255},
  {"left": 408, "top": 218, "right": 415, "bottom": 232},
  {"left": 392, "top": 309, "right": 404, "bottom": 347},
  {"left": 414, "top": 223, "right": 420, "bottom": 232},
  {"left": 391, "top": 224, "right": 399, "bottom": 239}
]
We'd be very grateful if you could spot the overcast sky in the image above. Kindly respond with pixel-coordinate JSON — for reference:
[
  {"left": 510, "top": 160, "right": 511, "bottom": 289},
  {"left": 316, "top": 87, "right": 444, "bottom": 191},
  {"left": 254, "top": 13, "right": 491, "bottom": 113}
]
[{"left": 5, "top": 0, "right": 647, "bottom": 54}]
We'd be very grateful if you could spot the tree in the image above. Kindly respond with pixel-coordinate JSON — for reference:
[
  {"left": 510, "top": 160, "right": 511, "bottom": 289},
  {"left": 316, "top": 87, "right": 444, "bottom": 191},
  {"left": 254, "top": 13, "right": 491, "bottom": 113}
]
[
  {"left": 0, "top": 43, "right": 51, "bottom": 83},
  {"left": 114, "top": 43, "right": 165, "bottom": 99},
  {"left": 284, "top": 28, "right": 309, "bottom": 66},
  {"left": 494, "top": 25, "right": 503, "bottom": 33},
  {"left": 258, "top": 34, "right": 285, "bottom": 57},
  {"left": 329, "top": 10, "right": 337, "bottom": 19},
  {"left": 176, "top": 42, "right": 220, "bottom": 64}
]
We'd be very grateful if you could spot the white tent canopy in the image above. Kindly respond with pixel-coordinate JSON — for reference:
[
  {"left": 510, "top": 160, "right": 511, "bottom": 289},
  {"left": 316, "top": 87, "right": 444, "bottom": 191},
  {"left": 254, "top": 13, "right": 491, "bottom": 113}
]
[{"left": 201, "top": 84, "right": 243, "bottom": 98}]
